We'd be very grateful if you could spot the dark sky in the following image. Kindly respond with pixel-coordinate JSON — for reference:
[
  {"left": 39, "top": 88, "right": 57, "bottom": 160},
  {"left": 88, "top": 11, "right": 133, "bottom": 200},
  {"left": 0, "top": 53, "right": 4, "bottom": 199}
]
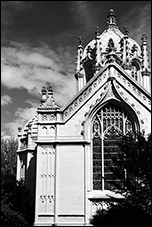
[{"left": 1, "top": 1, "right": 151, "bottom": 137}]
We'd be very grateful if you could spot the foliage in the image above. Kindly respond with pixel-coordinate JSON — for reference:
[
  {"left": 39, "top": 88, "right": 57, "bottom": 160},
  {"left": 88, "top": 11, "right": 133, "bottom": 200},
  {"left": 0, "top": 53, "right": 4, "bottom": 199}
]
[
  {"left": 1, "top": 137, "right": 31, "bottom": 226},
  {"left": 90, "top": 132, "right": 151, "bottom": 226},
  {"left": 1, "top": 137, "right": 17, "bottom": 177},
  {"left": 1, "top": 203, "right": 29, "bottom": 227},
  {"left": 90, "top": 201, "right": 151, "bottom": 227},
  {"left": 113, "top": 132, "right": 151, "bottom": 214}
]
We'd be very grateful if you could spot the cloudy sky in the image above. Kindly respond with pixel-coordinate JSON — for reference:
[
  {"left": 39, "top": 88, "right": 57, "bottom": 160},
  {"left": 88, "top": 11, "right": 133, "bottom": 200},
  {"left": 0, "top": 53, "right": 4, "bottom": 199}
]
[{"left": 1, "top": 1, "right": 151, "bottom": 138}]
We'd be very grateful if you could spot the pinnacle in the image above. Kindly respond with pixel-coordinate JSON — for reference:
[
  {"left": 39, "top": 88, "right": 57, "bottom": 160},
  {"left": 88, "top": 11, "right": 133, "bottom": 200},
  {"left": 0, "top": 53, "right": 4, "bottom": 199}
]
[
  {"left": 109, "top": 8, "right": 114, "bottom": 13},
  {"left": 95, "top": 27, "right": 100, "bottom": 37},
  {"left": 106, "top": 8, "right": 117, "bottom": 28},
  {"left": 78, "top": 36, "right": 83, "bottom": 46},
  {"left": 141, "top": 33, "right": 147, "bottom": 41}
]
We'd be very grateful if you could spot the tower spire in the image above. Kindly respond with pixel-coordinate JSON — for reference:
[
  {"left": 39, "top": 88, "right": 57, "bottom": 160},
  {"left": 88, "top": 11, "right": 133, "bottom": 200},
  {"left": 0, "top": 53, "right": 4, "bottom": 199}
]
[
  {"left": 141, "top": 33, "right": 151, "bottom": 93},
  {"left": 75, "top": 36, "right": 84, "bottom": 92},
  {"left": 106, "top": 9, "right": 117, "bottom": 28},
  {"left": 94, "top": 27, "right": 101, "bottom": 73},
  {"left": 76, "top": 36, "right": 83, "bottom": 73},
  {"left": 141, "top": 33, "right": 150, "bottom": 71},
  {"left": 40, "top": 84, "right": 59, "bottom": 109}
]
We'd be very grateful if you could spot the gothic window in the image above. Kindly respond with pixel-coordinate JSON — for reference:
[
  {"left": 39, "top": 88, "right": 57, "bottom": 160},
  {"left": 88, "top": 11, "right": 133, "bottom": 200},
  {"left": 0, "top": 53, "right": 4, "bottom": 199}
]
[
  {"left": 85, "top": 63, "right": 95, "bottom": 82},
  {"left": 131, "top": 66, "right": 138, "bottom": 80},
  {"left": 131, "top": 62, "right": 140, "bottom": 82},
  {"left": 92, "top": 104, "right": 134, "bottom": 191}
]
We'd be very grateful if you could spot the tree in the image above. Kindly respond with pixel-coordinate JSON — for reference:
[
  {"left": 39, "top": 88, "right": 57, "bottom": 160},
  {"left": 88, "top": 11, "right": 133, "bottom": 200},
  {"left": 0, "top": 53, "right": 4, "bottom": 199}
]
[
  {"left": 1, "top": 137, "right": 30, "bottom": 226},
  {"left": 1, "top": 137, "right": 18, "bottom": 194},
  {"left": 90, "top": 132, "right": 151, "bottom": 226},
  {"left": 115, "top": 132, "right": 151, "bottom": 214}
]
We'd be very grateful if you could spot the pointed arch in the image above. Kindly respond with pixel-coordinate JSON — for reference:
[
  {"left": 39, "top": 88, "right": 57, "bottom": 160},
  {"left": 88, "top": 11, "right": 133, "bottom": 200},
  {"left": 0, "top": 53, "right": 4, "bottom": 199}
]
[
  {"left": 130, "top": 58, "right": 142, "bottom": 83},
  {"left": 86, "top": 98, "right": 140, "bottom": 191}
]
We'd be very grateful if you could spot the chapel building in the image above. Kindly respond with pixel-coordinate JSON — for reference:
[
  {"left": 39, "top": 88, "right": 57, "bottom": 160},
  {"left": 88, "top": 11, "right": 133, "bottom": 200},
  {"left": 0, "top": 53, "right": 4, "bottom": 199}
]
[{"left": 16, "top": 9, "right": 151, "bottom": 226}]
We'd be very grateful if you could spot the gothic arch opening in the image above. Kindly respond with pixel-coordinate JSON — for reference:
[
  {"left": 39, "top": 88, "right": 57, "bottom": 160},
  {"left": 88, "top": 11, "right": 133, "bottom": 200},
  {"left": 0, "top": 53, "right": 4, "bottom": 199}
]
[
  {"left": 130, "top": 59, "right": 141, "bottom": 82},
  {"left": 91, "top": 101, "right": 139, "bottom": 191}
]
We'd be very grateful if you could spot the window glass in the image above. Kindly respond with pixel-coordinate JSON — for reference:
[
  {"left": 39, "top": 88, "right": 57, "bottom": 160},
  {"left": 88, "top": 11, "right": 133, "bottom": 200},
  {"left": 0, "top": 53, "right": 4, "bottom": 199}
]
[{"left": 92, "top": 104, "right": 134, "bottom": 190}]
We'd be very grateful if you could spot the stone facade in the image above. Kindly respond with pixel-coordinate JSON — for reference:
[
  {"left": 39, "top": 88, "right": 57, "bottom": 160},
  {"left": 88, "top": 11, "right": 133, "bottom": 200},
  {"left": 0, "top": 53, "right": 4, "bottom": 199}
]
[{"left": 16, "top": 9, "right": 151, "bottom": 226}]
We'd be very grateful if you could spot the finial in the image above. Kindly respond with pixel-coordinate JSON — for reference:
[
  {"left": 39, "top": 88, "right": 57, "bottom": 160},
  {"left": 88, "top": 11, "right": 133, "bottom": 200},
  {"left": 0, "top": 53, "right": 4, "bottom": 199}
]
[
  {"left": 18, "top": 126, "right": 22, "bottom": 137},
  {"left": 95, "top": 27, "right": 100, "bottom": 37},
  {"left": 41, "top": 86, "right": 47, "bottom": 103},
  {"left": 78, "top": 36, "right": 83, "bottom": 46},
  {"left": 86, "top": 45, "right": 92, "bottom": 54},
  {"left": 47, "top": 84, "right": 53, "bottom": 94},
  {"left": 131, "top": 44, "right": 138, "bottom": 54},
  {"left": 86, "top": 45, "right": 92, "bottom": 59},
  {"left": 106, "top": 9, "right": 117, "bottom": 28},
  {"left": 106, "top": 38, "right": 116, "bottom": 52},
  {"left": 123, "top": 25, "right": 129, "bottom": 36},
  {"left": 141, "top": 33, "right": 147, "bottom": 43},
  {"left": 41, "top": 86, "right": 47, "bottom": 94},
  {"left": 46, "top": 84, "right": 59, "bottom": 108},
  {"left": 18, "top": 126, "right": 22, "bottom": 132}
]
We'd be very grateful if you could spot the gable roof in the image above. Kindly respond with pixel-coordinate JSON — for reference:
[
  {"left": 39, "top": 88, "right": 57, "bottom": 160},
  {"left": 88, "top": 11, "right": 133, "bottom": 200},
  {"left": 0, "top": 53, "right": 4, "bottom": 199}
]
[{"left": 61, "top": 62, "right": 151, "bottom": 122}]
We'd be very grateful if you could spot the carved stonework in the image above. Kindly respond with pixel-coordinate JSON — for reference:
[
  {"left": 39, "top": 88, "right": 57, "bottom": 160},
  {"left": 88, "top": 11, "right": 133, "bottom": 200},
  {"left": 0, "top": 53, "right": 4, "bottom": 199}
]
[
  {"left": 63, "top": 69, "right": 108, "bottom": 119},
  {"left": 40, "top": 195, "right": 54, "bottom": 203},
  {"left": 49, "top": 114, "right": 56, "bottom": 120},
  {"left": 115, "top": 75, "right": 150, "bottom": 108},
  {"left": 42, "top": 114, "right": 56, "bottom": 121},
  {"left": 40, "top": 173, "right": 54, "bottom": 178},
  {"left": 42, "top": 114, "right": 47, "bottom": 121},
  {"left": 41, "top": 145, "right": 55, "bottom": 155}
]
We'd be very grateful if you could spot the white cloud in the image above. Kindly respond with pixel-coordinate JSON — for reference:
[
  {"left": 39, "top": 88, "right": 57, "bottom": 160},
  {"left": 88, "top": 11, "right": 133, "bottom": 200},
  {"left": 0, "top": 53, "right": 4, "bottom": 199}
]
[
  {"left": 1, "top": 94, "right": 12, "bottom": 106},
  {"left": 1, "top": 43, "right": 77, "bottom": 107},
  {"left": 1, "top": 41, "right": 78, "bottom": 137},
  {"left": 3, "top": 105, "right": 37, "bottom": 137}
]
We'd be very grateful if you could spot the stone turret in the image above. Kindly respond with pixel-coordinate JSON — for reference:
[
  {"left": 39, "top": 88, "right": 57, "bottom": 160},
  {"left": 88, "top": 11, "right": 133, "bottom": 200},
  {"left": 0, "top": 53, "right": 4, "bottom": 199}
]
[
  {"left": 121, "top": 26, "right": 130, "bottom": 69},
  {"left": 39, "top": 84, "right": 59, "bottom": 109},
  {"left": 74, "top": 9, "right": 151, "bottom": 93},
  {"left": 106, "top": 9, "right": 117, "bottom": 28},
  {"left": 75, "top": 36, "right": 84, "bottom": 91},
  {"left": 94, "top": 27, "right": 101, "bottom": 73},
  {"left": 141, "top": 33, "right": 151, "bottom": 93}
]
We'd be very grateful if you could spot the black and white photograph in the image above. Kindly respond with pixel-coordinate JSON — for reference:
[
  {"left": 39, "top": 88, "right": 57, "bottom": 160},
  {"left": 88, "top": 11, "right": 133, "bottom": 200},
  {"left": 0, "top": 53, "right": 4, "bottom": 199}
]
[{"left": 1, "top": 1, "right": 151, "bottom": 226}]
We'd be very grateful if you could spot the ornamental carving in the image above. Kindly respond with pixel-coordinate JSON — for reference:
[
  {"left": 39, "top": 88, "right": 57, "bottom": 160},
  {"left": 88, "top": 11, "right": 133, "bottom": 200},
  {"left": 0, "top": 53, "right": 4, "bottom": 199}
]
[
  {"left": 49, "top": 114, "right": 56, "bottom": 120},
  {"left": 63, "top": 69, "right": 108, "bottom": 120},
  {"left": 116, "top": 74, "right": 150, "bottom": 108},
  {"left": 40, "top": 195, "right": 54, "bottom": 203},
  {"left": 41, "top": 145, "right": 55, "bottom": 155},
  {"left": 79, "top": 97, "right": 83, "bottom": 103},
  {"left": 42, "top": 114, "right": 56, "bottom": 121},
  {"left": 69, "top": 107, "right": 73, "bottom": 112},
  {"left": 83, "top": 92, "right": 88, "bottom": 98},
  {"left": 42, "top": 114, "right": 47, "bottom": 121},
  {"left": 40, "top": 173, "right": 54, "bottom": 178}
]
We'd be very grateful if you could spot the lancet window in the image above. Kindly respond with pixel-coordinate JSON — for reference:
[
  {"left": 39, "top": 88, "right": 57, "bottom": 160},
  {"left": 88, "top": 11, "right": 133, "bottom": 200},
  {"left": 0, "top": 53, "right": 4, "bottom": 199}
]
[
  {"left": 92, "top": 103, "right": 134, "bottom": 191},
  {"left": 131, "top": 61, "right": 140, "bottom": 82}
]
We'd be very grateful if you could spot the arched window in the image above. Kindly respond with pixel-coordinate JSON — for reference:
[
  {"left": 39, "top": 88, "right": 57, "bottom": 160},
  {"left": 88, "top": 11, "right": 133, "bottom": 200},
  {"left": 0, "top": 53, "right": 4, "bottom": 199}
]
[
  {"left": 131, "top": 66, "right": 138, "bottom": 81},
  {"left": 92, "top": 103, "right": 135, "bottom": 191},
  {"left": 131, "top": 61, "right": 140, "bottom": 82},
  {"left": 85, "top": 63, "right": 95, "bottom": 82}
]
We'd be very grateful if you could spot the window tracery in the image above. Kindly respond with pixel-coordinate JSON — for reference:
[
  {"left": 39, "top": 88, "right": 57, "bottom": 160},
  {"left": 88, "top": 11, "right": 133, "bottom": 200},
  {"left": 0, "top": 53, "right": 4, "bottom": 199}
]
[
  {"left": 131, "top": 61, "right": 140, "bottom": 82},
  {"left": 92, "top": 104, "right": 134, "bottom": 190}
]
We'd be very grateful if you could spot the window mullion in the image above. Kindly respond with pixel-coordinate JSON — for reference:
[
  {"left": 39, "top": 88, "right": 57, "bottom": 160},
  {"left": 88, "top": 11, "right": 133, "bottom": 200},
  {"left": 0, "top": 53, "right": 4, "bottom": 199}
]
[{"left": 101, "top": 109, "right": 104, "bottom": 191}]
